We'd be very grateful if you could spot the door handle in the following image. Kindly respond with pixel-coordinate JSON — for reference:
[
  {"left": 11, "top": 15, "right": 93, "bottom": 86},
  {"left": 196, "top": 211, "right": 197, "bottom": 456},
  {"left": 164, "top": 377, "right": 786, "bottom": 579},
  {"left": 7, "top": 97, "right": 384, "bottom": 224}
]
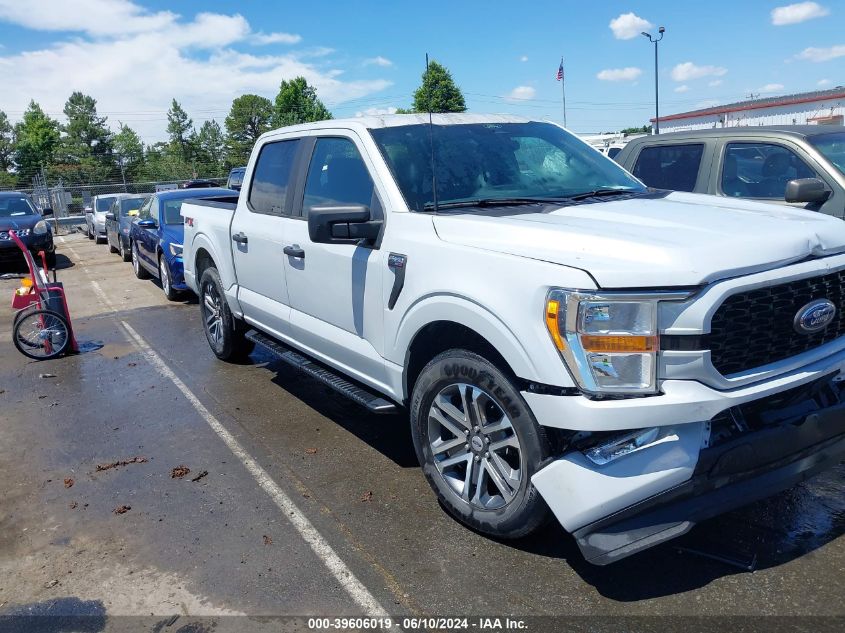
[
  {"left": 283, "top": 245, "right": 305, "bottom": 258},
  {"left": 232, "top": 232, "right": 248, "bottom": 244}
]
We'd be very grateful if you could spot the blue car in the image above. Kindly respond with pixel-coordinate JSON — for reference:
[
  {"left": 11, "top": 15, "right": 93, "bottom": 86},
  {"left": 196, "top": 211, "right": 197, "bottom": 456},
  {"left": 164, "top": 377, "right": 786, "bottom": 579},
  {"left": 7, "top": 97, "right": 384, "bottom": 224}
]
[{"left": 129, "top": 188, "right": 236, "bottom": 300}]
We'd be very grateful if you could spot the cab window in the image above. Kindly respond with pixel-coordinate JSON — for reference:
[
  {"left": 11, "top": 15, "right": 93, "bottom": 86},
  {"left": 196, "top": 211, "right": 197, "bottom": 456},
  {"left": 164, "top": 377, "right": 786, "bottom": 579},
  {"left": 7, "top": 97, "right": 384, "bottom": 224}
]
[
  {"left": 632, "top": 143, "right": 704, "bottom": 192},
  {"left": 248, "top": 140, "right": 300, "bottom": 215},
  {"left": 302, "top": 137, "right": 374, "bottom": 217},
  {"left": 722, "top": 142, "right": 816, "bottom": 198}
]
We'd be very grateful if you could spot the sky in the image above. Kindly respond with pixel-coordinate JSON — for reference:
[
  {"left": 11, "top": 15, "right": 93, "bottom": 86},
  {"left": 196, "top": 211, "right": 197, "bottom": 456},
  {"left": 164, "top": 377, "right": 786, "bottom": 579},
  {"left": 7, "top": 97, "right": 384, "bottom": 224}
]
[{"left": 0, "top": 0, "right": 843, "bottom": 143}]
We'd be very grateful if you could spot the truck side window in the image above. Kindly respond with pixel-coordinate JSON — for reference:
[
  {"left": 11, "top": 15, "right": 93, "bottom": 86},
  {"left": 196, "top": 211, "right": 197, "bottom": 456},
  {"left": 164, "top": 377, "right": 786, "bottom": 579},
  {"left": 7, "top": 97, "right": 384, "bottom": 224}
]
[
  {"left": 302, "top": 138, "right": 374, "bottom": 217},
  {"left": 248, "top": 139, "right": 300, "bottom": 215},
  {"left": 722, "top": 142, "right": 816, "bottom": 199},
  {"left": 632, "top": 143, "right": 704, "bottom": 192}
]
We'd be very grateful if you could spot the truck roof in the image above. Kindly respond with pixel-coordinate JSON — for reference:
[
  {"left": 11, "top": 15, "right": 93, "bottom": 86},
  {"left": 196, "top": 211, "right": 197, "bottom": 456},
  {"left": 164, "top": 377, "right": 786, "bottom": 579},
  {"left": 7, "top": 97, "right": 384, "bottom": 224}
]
[
  {"left": 629, "top": 125, "right": 841, "bottom": 142},
  {"left": 258, "top": 113, "right": 534, "bottom": 140}
]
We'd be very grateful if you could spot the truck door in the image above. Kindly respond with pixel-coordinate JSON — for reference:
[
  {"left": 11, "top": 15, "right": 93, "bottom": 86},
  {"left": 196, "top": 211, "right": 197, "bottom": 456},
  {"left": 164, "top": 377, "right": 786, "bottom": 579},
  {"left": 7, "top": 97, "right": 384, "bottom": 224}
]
[
  {"left": 230, "top": 138, "right": 301, "bottom": 340},
  {"left": 280, "top": 134, "right": 389, "bottom": 390}
]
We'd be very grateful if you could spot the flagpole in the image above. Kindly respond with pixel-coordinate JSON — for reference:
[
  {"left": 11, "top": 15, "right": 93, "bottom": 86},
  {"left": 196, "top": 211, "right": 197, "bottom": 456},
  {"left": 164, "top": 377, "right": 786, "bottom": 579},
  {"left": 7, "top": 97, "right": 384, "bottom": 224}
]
[{"left": 560, "top": 57, "right": 567, "bottom": 128}]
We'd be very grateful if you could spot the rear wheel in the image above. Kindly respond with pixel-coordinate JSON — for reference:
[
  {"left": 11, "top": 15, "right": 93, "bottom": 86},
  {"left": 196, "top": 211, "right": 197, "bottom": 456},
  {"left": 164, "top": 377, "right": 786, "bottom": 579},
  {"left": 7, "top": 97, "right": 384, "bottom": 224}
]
[
  {"left": 86, "top": 221, "right": 93, "bottom": 239},
  {"left": 199, "top": 266, "right": 254, "bottom": 362},
  {"left": 13, "top": 308, "right": 70, "bottom": 360},
  {"left": 159, "top": 255, "right": 179, "bottom": 301},
  {"left": 410, "top": 349, "right": 551, "bottom": 539},
  {"left": 132, "top": 241, "right": 150, "bottom": 279}
]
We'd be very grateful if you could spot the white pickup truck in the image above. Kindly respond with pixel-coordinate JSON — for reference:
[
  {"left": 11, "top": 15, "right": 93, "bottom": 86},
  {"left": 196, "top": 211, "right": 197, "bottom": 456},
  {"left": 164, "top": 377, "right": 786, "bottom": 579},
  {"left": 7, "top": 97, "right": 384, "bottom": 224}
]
[{"left": 182, "top": 114, "right": 845, "bottom": 565}]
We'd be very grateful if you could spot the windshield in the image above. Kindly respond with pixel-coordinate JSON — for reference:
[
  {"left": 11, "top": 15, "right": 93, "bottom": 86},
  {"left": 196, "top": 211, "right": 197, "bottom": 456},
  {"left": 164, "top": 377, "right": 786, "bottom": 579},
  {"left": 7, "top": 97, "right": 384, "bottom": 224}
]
[
  {"left": 809, "top": 132, "right": 845, "bottom": 176},
  {"left": 119, "top": 197, "right": 147, "bottom": 217},
  {"left": 369, "top": 122, "right": 644, "bottom": 211},
  {"left": 0, "top": 196, "right": 37, "bottom": 218},
  {"left": 163, "top": 200, "right": 185, "bottom": 224},
  {"left": 96, "top": 197, "right": 115, "bottom": 212}
]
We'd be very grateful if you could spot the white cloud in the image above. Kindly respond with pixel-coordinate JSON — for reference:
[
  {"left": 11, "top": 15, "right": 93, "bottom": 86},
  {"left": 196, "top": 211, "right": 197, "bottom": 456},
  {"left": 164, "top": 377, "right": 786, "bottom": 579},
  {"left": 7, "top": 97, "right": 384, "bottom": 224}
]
[
  {"left": 0, "top": 3, "right": 391, "bottom": 142},
  {"left": 253, "top": 31, "right": 302, "bottom": 45},
  {"left": 795, "top": 45, "right": 845, "bottom": 62},
  {"left": 818, "top": 78, "right": 832, "bottom": 86},
  {"left": 505, "top": 85, "right": 536, "bottom": 100},
  {"left": 363, "top": 56, "right": 393, "bottom": 67},
  {"left": 609, "top": 12, "right": 653, "bottom": 40},
  {"left": 674, "top": 85, "right": 690, "bottom": 93},
  {"left": 759, "top": 83, "right": 785, "bottom": 93},
  {"left": 771, "top": 2, "right": 830, "bottom": 25},
  {"left": 355, "top": 106, "right": 398, "bottom": 117},
  {"left": 519, "top": 55, "right": 528, "bottom": 62},
  {"left": 708, "top": 79, "right": 723, "bottom": 87},
  {"left": 596, "top": 67, "right": 642, "bottom": 82},
  {"left": 671, "top": 62, "right": 728, "bottom": 81}
]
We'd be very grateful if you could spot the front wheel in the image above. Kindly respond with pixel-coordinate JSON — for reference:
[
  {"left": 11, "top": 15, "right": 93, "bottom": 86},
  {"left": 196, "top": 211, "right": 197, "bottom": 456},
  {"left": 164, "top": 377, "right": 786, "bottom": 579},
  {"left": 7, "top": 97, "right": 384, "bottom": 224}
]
[
  {"left": 199, "top": 267, "right": 254, "bottom": 362},
  {"left": 159, "top": 255, "right": 179, "bottom": 301},
  {"left": 13, "top": 308, "right": 71, "bottom": 360},
  {"left": 410, "top": 350, "right": 551, "bottom": 539},
  {"left": 132, "top": 241, "right": 150, "bottom": 279}
]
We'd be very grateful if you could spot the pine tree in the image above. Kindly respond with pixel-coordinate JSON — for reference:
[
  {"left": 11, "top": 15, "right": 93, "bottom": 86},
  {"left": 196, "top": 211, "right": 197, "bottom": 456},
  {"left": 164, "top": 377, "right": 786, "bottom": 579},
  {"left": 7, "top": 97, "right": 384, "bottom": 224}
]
[
  {"left": 224, "top": 94, "right": 273, "bottom": 166},
  {"left": 273, "top": 77, "right": 332, "bottom": 128},
  {"left": 411, "top": 61, "right": 467, "bottom": 113}
]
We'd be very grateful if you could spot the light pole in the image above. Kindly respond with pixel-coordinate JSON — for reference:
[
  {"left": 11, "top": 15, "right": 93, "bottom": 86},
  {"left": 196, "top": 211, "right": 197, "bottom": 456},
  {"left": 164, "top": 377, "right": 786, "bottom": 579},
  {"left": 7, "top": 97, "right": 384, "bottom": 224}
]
[{"left": 642, "top": 26, "right": 665, "bottom": 134}]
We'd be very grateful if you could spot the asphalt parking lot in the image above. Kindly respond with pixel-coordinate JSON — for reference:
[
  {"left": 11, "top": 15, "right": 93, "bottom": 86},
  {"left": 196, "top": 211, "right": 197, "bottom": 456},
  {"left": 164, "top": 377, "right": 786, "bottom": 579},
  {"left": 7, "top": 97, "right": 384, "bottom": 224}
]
[{"left": 1, "top": 231, "right": 844, "bottom": 630}]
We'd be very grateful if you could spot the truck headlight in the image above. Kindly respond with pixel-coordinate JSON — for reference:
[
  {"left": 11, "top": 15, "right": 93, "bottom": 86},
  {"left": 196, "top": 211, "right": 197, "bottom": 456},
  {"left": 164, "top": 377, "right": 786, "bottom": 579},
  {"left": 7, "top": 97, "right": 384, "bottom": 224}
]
[
  {"left": 545, "top": 290, "right": 674, "bottom": 395},
  {"left": 33, "top": 220, "right": 49, "bottom": 235},
  {"left": 169, "top": 243, "right": 183, "bottom": 257}
]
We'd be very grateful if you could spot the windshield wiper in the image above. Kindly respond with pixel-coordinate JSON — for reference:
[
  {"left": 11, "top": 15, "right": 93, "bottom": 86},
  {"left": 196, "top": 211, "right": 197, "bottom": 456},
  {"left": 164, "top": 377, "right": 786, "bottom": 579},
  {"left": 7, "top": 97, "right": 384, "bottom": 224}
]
[
  {"left": 423, "top": 197, "right": 568, "bottom": 211},
  {"left": 565, "top": 188, "right": 640, "bottom": 201}
]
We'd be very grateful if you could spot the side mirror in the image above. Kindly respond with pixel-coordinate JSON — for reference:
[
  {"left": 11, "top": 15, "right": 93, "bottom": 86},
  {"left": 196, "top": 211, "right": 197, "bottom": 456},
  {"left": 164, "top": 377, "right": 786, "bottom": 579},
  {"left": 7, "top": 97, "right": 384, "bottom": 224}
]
[
  {"left": 105, "top": 212, "right": 116, "bottom": 221},
  {"left": 785, "top": 178, "right": 830, "bottom": 204},
  {"left": 308, "top": 205, "right": 381, "bottom": 244},
  {"left": 42, "top": 207, "right": 53, "bottom": 217},
  {"left": 137, "top": 218, "right": 157, "bottom": 229}
]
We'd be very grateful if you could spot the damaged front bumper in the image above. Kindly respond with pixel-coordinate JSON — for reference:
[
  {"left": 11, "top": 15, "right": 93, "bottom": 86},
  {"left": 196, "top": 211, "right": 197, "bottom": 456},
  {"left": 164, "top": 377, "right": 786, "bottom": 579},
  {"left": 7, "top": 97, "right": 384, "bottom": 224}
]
[{"left": 532, "top": 374, "right": 845, "bottom": 565}]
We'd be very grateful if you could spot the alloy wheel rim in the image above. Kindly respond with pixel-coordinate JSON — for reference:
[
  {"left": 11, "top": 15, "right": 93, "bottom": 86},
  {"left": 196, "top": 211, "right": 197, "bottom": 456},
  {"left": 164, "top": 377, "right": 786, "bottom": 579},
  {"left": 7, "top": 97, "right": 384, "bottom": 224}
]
[
  {"left": 160, "top": 260, "right": 170, "bottom": 294},
  {"left": 202, "top": 282, "right": 223, "bottom": 347},
  {"left": 132, "top": 244, "right": 139, "bottom": 274},
  {"left": 427, "top": 382, "right": 523, "bottom": 510}
]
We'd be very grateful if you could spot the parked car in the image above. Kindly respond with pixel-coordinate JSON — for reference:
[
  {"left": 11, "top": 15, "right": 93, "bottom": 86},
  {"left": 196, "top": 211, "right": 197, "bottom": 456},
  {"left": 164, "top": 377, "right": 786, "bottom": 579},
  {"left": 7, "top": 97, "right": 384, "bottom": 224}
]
[
  {"left": 0, "top": 191, "right": 56, "bottom": 268},
  {"left": 181, "top": 114, "right": 845, "bottom": 565},
  {"left": 226, "top": 167, "right": 246, "bottom": 191},
  {"left": 105, "top": 194, "right": 149, "bottom": 261},
  {"left": 87, "top": 193, "right": 134, "bottom": 242},
  {"left": 180, "top": 179, "right": 217, "bottom": 189},
  {"left": 615, "top": 126, "right": 845, "bottom": 217},
  {"left": 130, "top": 188, "right": 235, "bottom": 300}
]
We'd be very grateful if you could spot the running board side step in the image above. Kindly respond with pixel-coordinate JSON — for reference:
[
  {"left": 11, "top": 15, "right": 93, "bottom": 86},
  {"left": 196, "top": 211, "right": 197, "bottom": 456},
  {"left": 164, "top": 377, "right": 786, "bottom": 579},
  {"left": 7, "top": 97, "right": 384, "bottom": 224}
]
[{"left": 245, "top": 330, "right": 399, "bottom": 414}]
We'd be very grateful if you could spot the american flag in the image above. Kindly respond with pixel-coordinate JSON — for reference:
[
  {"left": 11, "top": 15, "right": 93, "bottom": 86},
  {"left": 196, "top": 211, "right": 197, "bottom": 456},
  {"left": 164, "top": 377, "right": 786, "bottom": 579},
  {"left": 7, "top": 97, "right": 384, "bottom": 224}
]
[{"left": 556, "top": 60, "right": 564, "bottom": 81}]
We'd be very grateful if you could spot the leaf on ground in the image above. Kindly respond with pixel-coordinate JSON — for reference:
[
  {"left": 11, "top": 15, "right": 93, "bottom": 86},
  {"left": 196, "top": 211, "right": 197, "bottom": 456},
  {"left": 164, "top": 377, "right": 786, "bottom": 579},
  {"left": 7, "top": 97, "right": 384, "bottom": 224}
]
[
  {"left": 96, "top": 456, "right": 148, "bottom": 472},
  {"left": 360, "top": 490, "right": 373, "bottom": 502},
  {"left": 170, "top": 465, "right": 190, "bottom": 479},
  {"left": 263, "top": 535, "right": 273, "bottom": 545},
  {"left": 63, "top": 478, "right": 74, "bottom": 488},
  {"left": 113, "top": 505, "right": 131, "bottom": 515}
]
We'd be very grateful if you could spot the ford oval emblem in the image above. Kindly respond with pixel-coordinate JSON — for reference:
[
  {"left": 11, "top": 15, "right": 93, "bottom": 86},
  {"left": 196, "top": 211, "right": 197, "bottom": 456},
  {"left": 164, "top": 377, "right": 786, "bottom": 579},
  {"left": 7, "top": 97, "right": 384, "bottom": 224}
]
[{"left": 794, "top": 299, "right": 837, "bottom": 334}]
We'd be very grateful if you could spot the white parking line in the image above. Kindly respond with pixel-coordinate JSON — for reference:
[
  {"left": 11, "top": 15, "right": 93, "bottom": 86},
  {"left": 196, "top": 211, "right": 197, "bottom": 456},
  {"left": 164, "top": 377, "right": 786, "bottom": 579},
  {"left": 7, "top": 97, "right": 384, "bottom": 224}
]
[{"left": 120, "top": 320, "right": 389, "bottom": 617}]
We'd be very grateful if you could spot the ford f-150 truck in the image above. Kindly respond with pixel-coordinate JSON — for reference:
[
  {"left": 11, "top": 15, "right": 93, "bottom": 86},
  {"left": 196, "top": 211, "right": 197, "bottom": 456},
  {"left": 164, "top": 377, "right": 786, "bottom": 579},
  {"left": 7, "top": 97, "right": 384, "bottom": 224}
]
[{"left": 181, "top": 114, "right": 845, "bottom": 565}]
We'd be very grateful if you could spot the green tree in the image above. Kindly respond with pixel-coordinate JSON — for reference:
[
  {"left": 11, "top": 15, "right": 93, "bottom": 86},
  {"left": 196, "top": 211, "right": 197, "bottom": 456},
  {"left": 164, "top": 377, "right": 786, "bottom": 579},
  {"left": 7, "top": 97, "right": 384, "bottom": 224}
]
[
  {"left": 141, "top": 141, "right": 193, "bottom": 181},
  {"left": 411, "top": 60, "right": 466, "bottom": 113},
  {"left": 0, "top": 110, "right": 14, "bottom": 172},
  {"left": 58, "top": 91, "right": 113, "bottom": 164},
  {"left": 273, "top": 77, "right": 332, "bottom": 128},
  {"left": 225, "top": 94, "right": 273, "bottom": 166},
  {"left": 13, "top": 101, "right": 60, "bottom": 184},
  {"left": 620, "top": 125, "right": 651, "bottom": 135},
  {"left": 196, "top": 120, "right": 226, "bottom": 176},
  {"left": 166, "top": 99, "right": 194, "bottom": 161},
  {"left": 114, "top": 123, "right": 145, "bottom": 181}
]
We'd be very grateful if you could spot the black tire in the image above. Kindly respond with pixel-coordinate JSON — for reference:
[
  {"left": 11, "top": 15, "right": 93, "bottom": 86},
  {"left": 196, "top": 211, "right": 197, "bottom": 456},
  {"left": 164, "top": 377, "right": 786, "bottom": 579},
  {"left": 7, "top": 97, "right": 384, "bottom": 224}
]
[
  {"left": 199, "top": 267, "right": 254, "bottom": 362},
  {"left": 410, "top": 349, "right": 551, "bottom": 539},
  {"left": 131, "top": 241, "right": 150, "bottom": 279},
  {"left": 120, "top": 238, "right": 131, "bottom": 262},
  {"left": 108, "top": 237, "right": 117, "bottom": 253},
  {"left": 13, "top": 308, "right": 70, "bottom": 360}
]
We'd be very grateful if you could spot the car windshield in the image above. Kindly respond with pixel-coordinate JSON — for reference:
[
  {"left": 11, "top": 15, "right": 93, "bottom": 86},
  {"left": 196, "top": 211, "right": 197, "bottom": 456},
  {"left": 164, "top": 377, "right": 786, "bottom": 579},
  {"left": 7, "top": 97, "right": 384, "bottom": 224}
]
[
  {"left": 96, "top": 197, "right": 115, "bottom": 212},
  {"left": 809, "top": 132, "right": 845, "bottom": 176},
  {"left": 119, "top": 197, "right": 147, "bottom": 217},
  {"left": 369, "top": 122, "right": 644, "bottom": 211},
  {"left": 163, "top": 199, "right": 185, "bottom": 224},
  {"left": 0, "top": 196, "right": 37, "bottom": 218}
]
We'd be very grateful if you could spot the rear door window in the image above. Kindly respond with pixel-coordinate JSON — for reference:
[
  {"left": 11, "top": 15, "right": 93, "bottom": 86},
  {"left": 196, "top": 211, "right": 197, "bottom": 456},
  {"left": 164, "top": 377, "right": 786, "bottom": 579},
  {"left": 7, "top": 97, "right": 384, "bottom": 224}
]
[
  {"left": 632, "top": 143, "right": 704, "bottom": 192},
  {"left": 722, "top": 142, "right": 816, "bottom": 198},
  {"left": 248, "top": 140, "right": 300, "bottom": 215}
]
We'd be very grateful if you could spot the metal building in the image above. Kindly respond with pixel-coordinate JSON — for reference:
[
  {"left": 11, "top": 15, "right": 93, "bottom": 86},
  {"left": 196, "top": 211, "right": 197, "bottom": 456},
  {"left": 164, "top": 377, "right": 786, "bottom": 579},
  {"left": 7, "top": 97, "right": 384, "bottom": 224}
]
[{"left": 653, "top": 86, "right": 845, "bottom": 133}]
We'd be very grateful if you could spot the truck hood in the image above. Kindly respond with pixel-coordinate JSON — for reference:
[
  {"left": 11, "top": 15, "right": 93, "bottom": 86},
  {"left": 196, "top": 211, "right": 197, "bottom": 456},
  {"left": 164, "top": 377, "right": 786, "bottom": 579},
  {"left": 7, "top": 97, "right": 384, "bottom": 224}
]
[{"left": 432, "top": 191, "right": 845, "bottom": 287}]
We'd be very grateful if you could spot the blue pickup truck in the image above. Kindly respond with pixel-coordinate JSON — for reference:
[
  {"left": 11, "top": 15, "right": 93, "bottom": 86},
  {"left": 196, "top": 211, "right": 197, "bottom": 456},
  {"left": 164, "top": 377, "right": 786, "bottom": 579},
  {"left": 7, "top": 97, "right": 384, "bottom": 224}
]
[{"left": 129, "top": 188, "right": 236, "bottom": 300}]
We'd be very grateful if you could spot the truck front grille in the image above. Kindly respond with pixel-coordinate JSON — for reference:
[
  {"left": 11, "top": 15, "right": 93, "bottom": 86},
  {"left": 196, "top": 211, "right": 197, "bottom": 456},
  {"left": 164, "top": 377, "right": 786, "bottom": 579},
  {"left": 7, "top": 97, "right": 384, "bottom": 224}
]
[{"left": 705, "top": 269, "right": 845, "bottom": 375}]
